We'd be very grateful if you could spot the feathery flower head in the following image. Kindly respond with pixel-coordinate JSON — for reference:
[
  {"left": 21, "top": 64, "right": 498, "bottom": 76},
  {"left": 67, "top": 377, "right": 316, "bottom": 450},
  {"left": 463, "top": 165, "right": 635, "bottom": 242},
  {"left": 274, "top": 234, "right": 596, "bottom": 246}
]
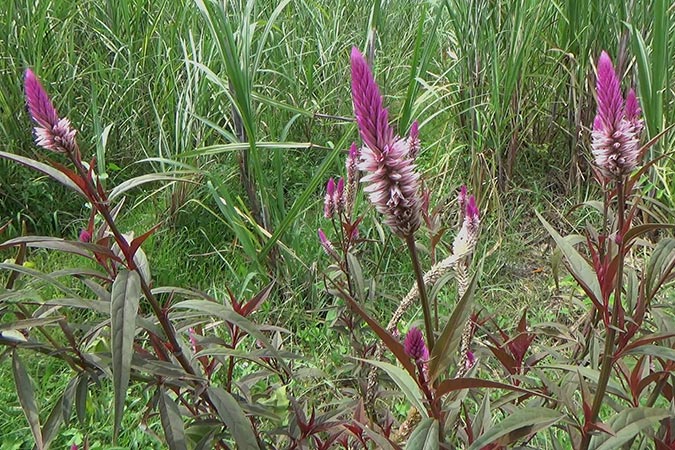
[
  {"left": 591, "top": 51, "right": 643, "bottom": 179},
  {"left": 350, "top": 47, "right": 422, "bottom": 237},
  {"left": 324, "top": 178, "right": 336, "bottom": 219},
  {"left": 403, "top": 327, "right": 429, "bottom": 362},
  {"left": 24, "top": 69, "right": 77, "bottom": 154}
]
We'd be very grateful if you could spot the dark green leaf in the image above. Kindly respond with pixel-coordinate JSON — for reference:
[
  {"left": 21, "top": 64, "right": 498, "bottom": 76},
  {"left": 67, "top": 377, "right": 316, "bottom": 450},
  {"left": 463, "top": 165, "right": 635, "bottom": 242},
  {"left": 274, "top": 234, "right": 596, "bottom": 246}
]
[
  {"left": 536, "top": 211, "right": 602, "bottom": 305},
  {"left": 405, "top": 418, "right": 439, "bottom": 450},
  {"left": 467, "top": 407, "right": 563, "bottom": 450},
  {"left": 207, "top": 387, "right": 260, "bottom": 450},
  {"left": 159, "top": 389, "right": 188, "bottom": 450},
  {"left": 12, "top": 350, "right": 43, "bottom": 449},
  {"left": 428, "top": 267, "right": 480, "bottom": 382},
  {"left": 110, "top": 270, "right": 142, "bottom": 441},
  {"left": 358, "top": 358, "right": 427, "bottom": 417},
  {"left": 589, "top": 407, "right": 670, "bottom": 450}
]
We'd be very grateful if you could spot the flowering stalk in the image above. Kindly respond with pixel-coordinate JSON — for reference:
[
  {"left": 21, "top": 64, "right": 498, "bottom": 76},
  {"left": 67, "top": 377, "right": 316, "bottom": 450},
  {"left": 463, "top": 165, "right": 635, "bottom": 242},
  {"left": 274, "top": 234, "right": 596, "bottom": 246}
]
[
  {"left": 580, "top": 51, "right": 643, "bottom": 450},
  {"left": 350, "top": 47, "right": 434, "bottom": 349}
]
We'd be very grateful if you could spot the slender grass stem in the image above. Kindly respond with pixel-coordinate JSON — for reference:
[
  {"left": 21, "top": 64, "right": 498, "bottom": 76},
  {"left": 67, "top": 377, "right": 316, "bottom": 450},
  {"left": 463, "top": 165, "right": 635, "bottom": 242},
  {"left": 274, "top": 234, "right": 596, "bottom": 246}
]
[{"left": 405, "top": 234, "right": 434, "bottom": 351}]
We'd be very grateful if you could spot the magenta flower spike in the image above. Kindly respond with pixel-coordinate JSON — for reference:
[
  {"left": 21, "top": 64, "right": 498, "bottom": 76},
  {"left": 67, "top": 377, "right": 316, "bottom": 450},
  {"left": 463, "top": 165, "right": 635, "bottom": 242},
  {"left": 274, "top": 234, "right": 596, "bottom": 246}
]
[
  {"left": 24, "top": 69, "right": 78, "bottom": 154},
  {"left": 350, "top": 47, "right": 421, "bottom": 237},
  {"left": 408, "top": 120, "right": 421, "bottom": 160},
  {"left": 335, "top": 177, "right": 345, "bottom": 215},
  {"left": 324, "top": 178, "right": 335, "bottom": 219},
  {"left": 591, "top": 51, "right": 643, "bottom": 179},
  {"left": 403, "top": 327, "right": 429, "bottom": 362}
]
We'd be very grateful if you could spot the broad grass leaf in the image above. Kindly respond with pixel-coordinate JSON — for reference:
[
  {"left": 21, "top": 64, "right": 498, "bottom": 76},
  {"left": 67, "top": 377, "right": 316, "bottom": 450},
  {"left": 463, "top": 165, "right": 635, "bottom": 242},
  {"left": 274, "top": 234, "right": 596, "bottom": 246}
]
[
  {"left": 12, "top": 350, "right": 44, "bottom": 449},
  {"left": 207, "top": 387, "right": 260, "bottom": 450},
  {"left": 110, "top": 270, "right": 142, "bottom": 441},
  {"left": 467, "top": 407, "right": 563, "bottom": 450},
  {"left": 357, "top": 358, "right": 427, "bottom": 418},
  {"left": 536, "top": 211, "right": 602, "bottom": 306},
  {"left": 405, "top": 418, "right": 439, "bottom": 450},
  {"left": 159, "top": 389, "right": 188, "bottom": 450},
  {"left": 428, "top": 267, "right": 479, "bottom": 382},
  {"left": 589, "top": 407, "right": 670, "bottom": 450}
]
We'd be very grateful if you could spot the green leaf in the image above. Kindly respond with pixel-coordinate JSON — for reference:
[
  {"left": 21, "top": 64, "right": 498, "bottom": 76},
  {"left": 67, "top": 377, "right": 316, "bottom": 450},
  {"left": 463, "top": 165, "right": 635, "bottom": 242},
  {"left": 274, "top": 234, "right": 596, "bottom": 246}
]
[
  {"left": 12, "top": 350, "right": 44, "bottom": 449},
  {"left": 536, "top": 211, "right": 602, "bottom": 305},
  {"left": 207, "top": 387, "right": 260, "bottom": 450},
  {"left": 428, "top": 267, "right": 480, "bottom": 382},
  {"left": 357, "top": 358, "right": 427, "bottom": 417},
  {"left": 589, "top": 407, "right": 670, "bottom": 450},
  {"left": 645, "top": 238, "right": 675, "bottom": 300},
  {"left": 405, "top": 418, "right": 439, "bottom": 450},
  {"left": 110, "top": 270, "right": 142, "bottom": 442},
  {"left": 623, "top": 344, "right": 675, "bottom": 363},
  {"left": 467, "top": 407, "right": 563, "bottom": 450},
  {"left": 159, "top": 390, "right": 188, "bottom": 450},
  {"left": 0, "top": 151, "right": 86, "bottom": 196}
]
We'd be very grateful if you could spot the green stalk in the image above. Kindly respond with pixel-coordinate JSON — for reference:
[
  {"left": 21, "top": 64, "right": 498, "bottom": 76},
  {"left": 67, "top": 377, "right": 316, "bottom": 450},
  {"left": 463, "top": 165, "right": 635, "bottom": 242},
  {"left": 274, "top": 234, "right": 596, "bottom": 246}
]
[
  {"left": 581, "top": 179, "right": 626, "bottom": 450},
  {"left": 405, "top": 234, "right": 435, "bottom": 351}
]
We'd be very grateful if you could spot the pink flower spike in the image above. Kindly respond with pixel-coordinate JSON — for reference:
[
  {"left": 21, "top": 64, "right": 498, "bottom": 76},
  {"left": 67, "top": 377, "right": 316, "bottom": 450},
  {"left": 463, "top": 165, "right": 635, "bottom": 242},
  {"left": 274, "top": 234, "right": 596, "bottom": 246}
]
[
  {"left": 24, "top": 68, "right": 77, "bottom": 154},
  {"left": 351, "top": 48, "right": 422, "bottom": 237},
  {"left": 403, "top": 327, "right": 429, "bottom": 362},
  {"left": 24, "top": 69, "right": 59, "bottom": 129},
  {"left": 350, "top": 47, "right": 394, "bottom": 152},
  {"left": 79, "top": 229, "right": 91, "bottom": 243},
  {"left": 466, "top": 195, "right": 479, "bottom": 222},
  {"left": 335, "top": 177, "right": 345, "bottom": 214},
  {"left": 458, "top": 185, "right": 468, "bottom": 211},
  {"left": 591, "top": 51, "right": 643, "bottom": 179},
  {"left": 318, "top": 229, "right": 338, "bottom": 259},
  {"left": 594, "top": 51, "right": 623, "bottom": 131},
  {"left": 408, "top": 120, "right": 421, "bottom": 159},
  {"left": 324, "top": 178, "right": 335, "bottom": 219}
]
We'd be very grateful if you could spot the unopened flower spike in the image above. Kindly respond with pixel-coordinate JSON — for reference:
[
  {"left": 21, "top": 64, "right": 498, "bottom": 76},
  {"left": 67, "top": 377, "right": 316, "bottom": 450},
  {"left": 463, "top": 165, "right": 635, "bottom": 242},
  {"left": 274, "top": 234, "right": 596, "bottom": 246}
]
[
  {"left": 350, "top": 47, "right": 422, "bottom": 237},
  {"left": 24, "top": 69, "right": 78, "bottom": 155},
  {"left": 324, "top": 178, "right": 335, "bottom": 219},
  {"left": 403, "top": 327, "right": 429, "bottom": 363},
  {"left": 591, "top": 51, "right": 643, "bottom": 179}
]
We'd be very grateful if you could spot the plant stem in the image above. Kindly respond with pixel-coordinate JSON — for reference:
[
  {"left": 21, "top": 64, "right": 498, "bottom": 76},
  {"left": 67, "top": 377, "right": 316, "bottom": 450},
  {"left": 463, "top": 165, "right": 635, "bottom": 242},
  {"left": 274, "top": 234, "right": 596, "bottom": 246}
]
[
  {"left": 581, "top": 179, "right": 626, "bottom": 450},
  {"left": 405, "top": 234, "right": 434, "bottom": 351}
]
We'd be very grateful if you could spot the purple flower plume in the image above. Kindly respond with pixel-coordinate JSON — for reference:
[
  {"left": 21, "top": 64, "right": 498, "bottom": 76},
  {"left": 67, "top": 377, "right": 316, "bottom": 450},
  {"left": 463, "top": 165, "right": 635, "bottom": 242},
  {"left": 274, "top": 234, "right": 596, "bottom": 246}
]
[
  {"left": 591, "top": 51, "right": 643, "bottom": 179},
  {"left": 324, "top": 178, "right": 336, "bottom": 219},
  {"left": 403, "top": 327, "right": 429, "bottom": 362},
  {"left": 350, "top": 47, "right": 421, "bottom": 237},
  {"left": 24, "top": 69, "right": 77, "bottom": 154}
]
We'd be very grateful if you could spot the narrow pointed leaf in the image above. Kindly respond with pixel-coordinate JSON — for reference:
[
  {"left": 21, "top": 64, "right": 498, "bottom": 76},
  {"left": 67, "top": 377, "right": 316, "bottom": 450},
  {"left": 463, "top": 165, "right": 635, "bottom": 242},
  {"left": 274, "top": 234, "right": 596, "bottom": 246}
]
[
  {"left": 589, "top": 407, "right": 670, "bottom": 450},
  {"left": 428, "top": 268, "right": 479, "bottom": 382},
  {"left": 467, "top": 408, "right": 563, "bottom": 450},
  {"left": 110, "top": 270, "right": 142, "bottom": 441},
  {"left": 207, "top": 387, "right": 260, "bottom": 450},
  {"left": 0, "top": 151, "right": 85, "bottom": 196},
  {"left": 536, "top": 211, "right": 602, "bottom": 305},
  {"left": 405, "top": 418, "right": 439, "bottom": 450},
  {"left": 12, "top": 350, "right": 44, "bottom": 449},
  {"left": 358, "top": 358, "right": 427, "bottom": 417},
  {"left": 159, "top": 390, "right": 188, "bottom": 450}
]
